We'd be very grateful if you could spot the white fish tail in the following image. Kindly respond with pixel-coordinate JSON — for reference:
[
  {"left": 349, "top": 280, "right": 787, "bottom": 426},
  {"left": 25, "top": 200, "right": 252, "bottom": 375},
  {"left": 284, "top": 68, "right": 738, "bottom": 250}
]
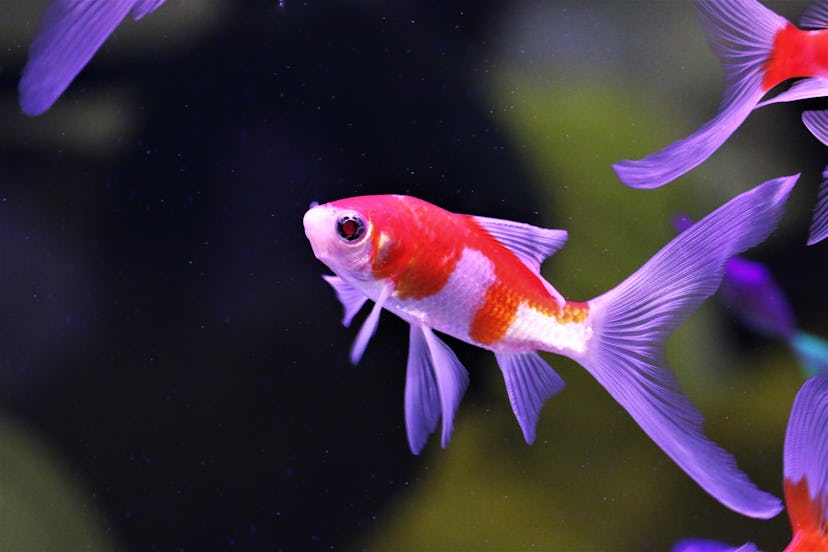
[{"left": 574, "top": 175, "right": 798, "bottom": 518}]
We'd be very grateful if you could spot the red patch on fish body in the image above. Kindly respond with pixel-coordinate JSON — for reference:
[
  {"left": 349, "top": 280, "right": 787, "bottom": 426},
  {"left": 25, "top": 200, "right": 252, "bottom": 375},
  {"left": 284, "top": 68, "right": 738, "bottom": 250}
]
[
  {"left": 764, "top": 24, "right": 828, "bottom": 91},
  {"left": 369, "top": 196, "right": 466, "bottom": 300},
  {"left": 783, "top": 476, "right": 828, "bottom": 552},
  {"left": 329, "top": 195, "right": 588, "bottom": 347}
]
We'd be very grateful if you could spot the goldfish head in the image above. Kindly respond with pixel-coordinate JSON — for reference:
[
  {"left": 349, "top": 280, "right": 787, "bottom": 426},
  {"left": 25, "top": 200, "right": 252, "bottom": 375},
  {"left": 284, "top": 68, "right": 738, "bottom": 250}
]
[{"left": 303, "top": 195, "right": 415, "bottom": 287}]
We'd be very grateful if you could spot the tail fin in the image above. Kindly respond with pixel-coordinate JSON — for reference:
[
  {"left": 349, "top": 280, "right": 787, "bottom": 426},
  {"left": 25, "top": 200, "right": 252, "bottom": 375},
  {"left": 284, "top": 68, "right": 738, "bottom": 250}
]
[
  {"left": 612, "top": 0, "right": 787, "bottom": 189},
  {"left": 18, "top": 0, "right": 166, "bottom": 116},
  {"left": 783, "top": 375, "right": 828, "bottom": 550},
  {"left": 578, "top": 175, "right": 798, "bottom": 518}
]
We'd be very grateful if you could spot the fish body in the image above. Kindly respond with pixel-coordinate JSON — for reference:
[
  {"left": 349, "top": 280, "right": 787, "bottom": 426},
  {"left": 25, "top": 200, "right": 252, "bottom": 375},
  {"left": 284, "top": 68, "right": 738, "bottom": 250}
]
[
  {"left": 304, "top": 175, "right": 800, "bottom": 519},
  {"left": 19, "top": 0, "right": 166, "bottom": 116},
  {"left": 307, "top": 195, "right": 588, "bottom": 356},
  {"left": 613, "top": 0, "right": 828, "bottom": 244}
]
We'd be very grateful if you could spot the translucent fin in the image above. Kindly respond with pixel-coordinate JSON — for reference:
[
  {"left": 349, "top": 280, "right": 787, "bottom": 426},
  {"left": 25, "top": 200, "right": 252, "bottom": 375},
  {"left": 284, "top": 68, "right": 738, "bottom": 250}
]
[
  {"left": 349, "top": 283, "right": 392, "bottom": 365},
  {"left": 418, "top": 327, "right": 469, "bottom": 448},
  {"left": 674, "top": 215, "right": 796, "bottom": 338},
  {"left": 322, "top": 275, "right": 368, "bottom": 327},
  {"left": 789, "top": 332, "right": 828, "bottom": 377},
  {"left": 579, "top": 175, "right": 797, "bottom": 519},
  {"left": 613, "top": 0, "right": 786, "bottom": 189},
  {"left": 807, "top": 167, "right": 828, "bottom": 246},
  {"left": 802, "top": 110, "right": 828, "bottom": 147},
  {"left": 801, "top": 0, "right": 828, "bottom": 28},
  {"left": 757, "top": 78, "right": 828, "bottom": 109},
  {"left": 405, "top": 325, "right": 442, "bottom": 454},
  {"left": 670, "top": 538, "right": 757, "bottom": 552},
  {"left": 612, "top": 75, "right": 766, "bottom": 189},
  {"left": 131, "top": 0, "right": 165, "bottom": 20},
  {"left": 695, "top": 0, "right": 787, "bottom": 93},
  {"left": 472, "top": 215, "right": 568, "bottom": 272},
  {"left": 19, "top": 0, "right": 136, "bottom": 116},
  {"left": 783, "top": 375, "right": 828, "bottom": 539},
  {"left": 494, "top": 351, "right": 566, "bottom": 444}
]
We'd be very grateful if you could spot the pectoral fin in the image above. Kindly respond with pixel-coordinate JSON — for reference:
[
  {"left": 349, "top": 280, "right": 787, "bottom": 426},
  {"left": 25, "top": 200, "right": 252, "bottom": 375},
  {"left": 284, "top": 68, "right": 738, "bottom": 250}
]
[
  {"left": 349, "top": 283, "right": 392, "bottom": 365},
  {"left": 322, "top": 275, "right": 368, "bottom": 327}
]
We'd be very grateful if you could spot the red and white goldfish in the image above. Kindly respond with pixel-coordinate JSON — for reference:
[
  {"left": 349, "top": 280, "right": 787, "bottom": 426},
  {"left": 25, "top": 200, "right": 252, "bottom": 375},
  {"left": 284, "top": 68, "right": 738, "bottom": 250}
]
[
  {"left": 304, "top": 175, "right": 799, "bottom": 519},
  {"left": 671, "top": 375, "right": 828, "bottom": 552},
  {"left": 613, "top": 0, "right": 828, "bottom": 244},
  {"left": 19, "top": 0, "right": 166, "bottom": 116}
]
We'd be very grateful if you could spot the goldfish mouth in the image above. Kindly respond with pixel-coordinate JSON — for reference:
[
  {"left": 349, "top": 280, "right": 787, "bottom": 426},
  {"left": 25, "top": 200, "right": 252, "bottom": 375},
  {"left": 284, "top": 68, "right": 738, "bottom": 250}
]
[{"left": 303, "top": 203, "right": 332, "bottom": 261}]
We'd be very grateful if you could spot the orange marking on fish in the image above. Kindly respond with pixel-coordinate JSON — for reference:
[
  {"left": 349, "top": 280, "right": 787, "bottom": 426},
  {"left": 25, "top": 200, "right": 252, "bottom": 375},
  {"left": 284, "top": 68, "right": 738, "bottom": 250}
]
[
  {"left": 783, "top": 476, "right": 828, "bottom": 552},
  {"left": 560, "top": 301, "right": 589, "bottom": 324},
  {"left": 469, "top": 279, "right": 520, "bottom": 345},
  {"left": 764, "top": 25, "right": 828, "bottom": 91},
  {"left": 465, "top": 218, "right": 588, "bottom": 345}
]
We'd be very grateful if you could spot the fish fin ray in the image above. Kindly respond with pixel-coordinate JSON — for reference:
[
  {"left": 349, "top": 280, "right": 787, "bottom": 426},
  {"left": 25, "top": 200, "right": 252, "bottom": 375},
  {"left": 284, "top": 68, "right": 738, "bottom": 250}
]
[
  {"left": 19, "top": 0, "right": 136, "bottom": 116},
  {"left": 613, "top": 0, "right": 786, "bottom": 189},
  {"left": 784, "top": 375, "right": 828, "bottom": 537},
  {"left": 581, "top": 175, "right": 796, "bottom": 518},
  {"left": 613, "top": 75, "right": 766, "bottom": 189},
  {"left": 757, "top": 78, "right": 828, "bottom": 108},
  {"left": 671, "top": 538, "right": 758, "bottom": 552},
  {"left": 801, "top": 0, "right": 828, "bottom": 28},
  {"left": 349, "top": 282, "right": 392, "bottom": 365},
  {"left": 494, "top": 351, "right": 565, "bottom": 444},
  {"left": 322, "top": 275, "right": 368, "bottom": 327},
  {"left": 472, "top": 215, "right": 568, "bottom": 272},
  {"left": 802, "top": 110, "right": 828, "bottom": 147},
  {"left": 420, "top": 327, "right": 469, "bottom": 448},
  {"left": 405, "top": 325, "right": 442, "bottom": 454},
  {"left": 695, "top": 0, "right": 787, "bottom": 92},
  {"left": 807, "top": 166, "right": 828, "bottom": 246},
  {"left": 131, "top": 0, "right": 166, "bottom": 20}
]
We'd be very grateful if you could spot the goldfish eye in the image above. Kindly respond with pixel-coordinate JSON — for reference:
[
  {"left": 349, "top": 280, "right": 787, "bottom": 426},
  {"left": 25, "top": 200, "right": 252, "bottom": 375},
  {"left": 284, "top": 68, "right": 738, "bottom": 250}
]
[{"left": 336, "top": 213, "right": 366, "bottom": 242}]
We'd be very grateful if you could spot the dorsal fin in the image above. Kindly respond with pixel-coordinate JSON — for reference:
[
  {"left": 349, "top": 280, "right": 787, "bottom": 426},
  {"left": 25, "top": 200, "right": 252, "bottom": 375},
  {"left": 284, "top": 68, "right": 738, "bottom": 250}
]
[
  {"left": 472, "top": 215, "right": 567, "bottom": 273},
  {"left": 801, "top": 0, "right": 828, "bottom": 29}
]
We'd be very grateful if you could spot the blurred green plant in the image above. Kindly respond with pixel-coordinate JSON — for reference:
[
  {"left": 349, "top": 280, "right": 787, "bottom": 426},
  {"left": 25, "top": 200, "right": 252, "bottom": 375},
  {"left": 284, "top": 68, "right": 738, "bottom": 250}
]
[{"left": 0, "top": 416, "right": 121, "bottom": 552}]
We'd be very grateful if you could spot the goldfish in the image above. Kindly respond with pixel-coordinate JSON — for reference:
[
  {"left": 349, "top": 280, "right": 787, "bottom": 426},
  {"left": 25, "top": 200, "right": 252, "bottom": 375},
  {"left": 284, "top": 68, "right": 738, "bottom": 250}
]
[
  {"left": 613, "top": 0, "right": 828, "bottom": 245},
  {"left": 19, "top": 0, "right": 166, "bottom": 116},
  {"left": 671, "top": 375, "right": 828, "bottom": 552},
  {"left": 304, "top": 175, "right": 799, "bottom": 519},
  {"left": 674, "top": 214, "right": 828, "bottom": 377}
]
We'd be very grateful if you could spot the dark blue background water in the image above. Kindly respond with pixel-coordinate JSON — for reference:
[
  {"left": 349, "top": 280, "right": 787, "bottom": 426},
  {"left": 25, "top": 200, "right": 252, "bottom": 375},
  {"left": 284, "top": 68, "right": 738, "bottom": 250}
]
[{"left": 0, "top": 1, "right": 825, "bottom": 550}]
